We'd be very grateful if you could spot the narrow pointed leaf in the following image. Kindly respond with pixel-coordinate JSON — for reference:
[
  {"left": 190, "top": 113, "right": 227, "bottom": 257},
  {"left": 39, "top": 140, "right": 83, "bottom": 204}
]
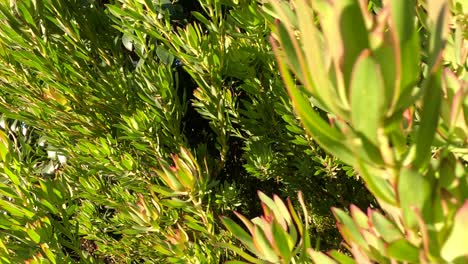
[
  {"left": 308, "top": 249, "right": 338, "bottom": 264},
  {"left": 271, "top": 220, "right": 293, "bottom": 260},
  {"left": 371, "top": 211, "right": 402, "bottom": 242},
  {"left": 221, "top": 217, "right": 258, "bottom": 255},
  {"left": 350, "top": 50, "right": 385, "bottom": 144},
  {"left": 386, "top": 239, "right": 419, "bottom": 263},
  {"left": 329, "top": 250, "right": 356, "bottom": 264},
  {"left": 253, "top": 226, "right": 279, "bottom": 262},
  {"left": 397, "top": 168, "right": 431, "bottom": 229}
]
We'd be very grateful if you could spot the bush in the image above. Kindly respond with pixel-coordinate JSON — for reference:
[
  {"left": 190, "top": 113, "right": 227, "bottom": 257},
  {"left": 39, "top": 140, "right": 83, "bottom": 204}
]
[
  {"left": 223, "top": 0, "right": 468, "bottom": 263},
  {"left": 0, "top": 0, "right": 466, "bottom": 263}
]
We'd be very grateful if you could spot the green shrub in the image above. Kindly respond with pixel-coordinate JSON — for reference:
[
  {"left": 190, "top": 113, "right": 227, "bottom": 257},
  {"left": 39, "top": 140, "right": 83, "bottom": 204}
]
[
  {"left": 0, "top": 0, "right": 375, "bottom": 262},
  {"left": 222, "top": 0, "right": 468, "bottom": 263}
]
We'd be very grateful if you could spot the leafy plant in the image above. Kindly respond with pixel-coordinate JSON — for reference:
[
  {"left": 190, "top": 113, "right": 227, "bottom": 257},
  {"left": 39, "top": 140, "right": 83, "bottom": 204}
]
[
  {"left": 222, "top": 0, "right": 468, "bottom": 263},
  {"left": 0, "top": 0, "right": 415, "bottom": 262}
]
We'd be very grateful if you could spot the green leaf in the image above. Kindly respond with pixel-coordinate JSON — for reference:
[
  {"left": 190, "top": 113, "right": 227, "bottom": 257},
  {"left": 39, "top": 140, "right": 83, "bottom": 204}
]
[
  {"left": 273, "top": 195, "right": 293, "bottom": 227},
  {"left": 357, "top": 162, "right": 396, "bottom": 205},
  {"left": 350, "top": 50, "right": 385, "bottom": 144},
  {"left": 271, "top": 221, "right": 293, "bottom": 260},
  {"left": 271, "top": 44, "right": 355, "bottom": 164},
  {"left": 308, "top": 249, "right": 337, "bottom": 264},
  {"left": 337, "top": 0, "right": 370, "bottom": 88},
  {"left": 426, "top": 1, "right": 450, "bottom": 71},
  {"left": 373, "top": 40, "right": 398, "bottom": 110},
  {"left": 399, "top": 27, "right": 420, "bottom": 99},
  {"left": 40, "top": 243, "right": 57, "bottom": 264},
  {"left": 183, "top": 215, "right": 209, "bottom": 234},
  {"left": 414, "top": 71, "right": 442, "bottom": 169},
  {"left": 191, "top": 11, "right": 211, "bottom": 27},
  {"left": 441, "top": 201, "right": 468, "bottom": 261},
  {"left": 386, "top": 239, "right": 419, "bottom": 263},
  {"left": 253, "top": 226, "right": 279, "bottom": 262},
  {"left": 349, "top": 205, "right": 369, "bottom": 230},
  {"left": 388, "top": 0, "right": 420, "bottom": 103},
  {"left": 4, "top": 167, "right": 21, "bottom": 186},
  {"left": 0, "top": 200, "right": 35, "bottom": 218},
  {"left": 161, "top": 198, "right": 188, "bottom": 208},
  {"left": 218, "top": 243, "right": 262, "bottom": 264},
  {"left": 0, "top": 130, "right": 9, "bottom": 162},
  {"left": 332, "top": 208, "right": 368, "bottom": 251},
  {"left": 295, "top": 0, "right": 342, "bottom": 115},
  {"left": 388, "top": 0, "right": 416, "bottom": 43},
  {"left": 371, "top": 211, "right": 402, "bottom": 243},
  {"left": 107, "top": 5, "right": 129, "bottom": 19},
  {"left": 328, "top": 250, "right": 356, "bottom": 264},
  {"left": 122, "top": 33, "right": 134, "bottom": 51},
  {"left": 156, "top": 162, "right": 183, "bottom": 191},
  {"left": 156, "top": 46, "right": 174, "bottom": 65},
  {"left": 221, "top": 217, "right": 258, "bottom": 255},
  {"left": 397, "top": 168, "right": 431, "bottom": 229},
  {"left": 258, "top": 192, "right": 286, "bottom": 229},
  {"left": 26, "top": 228, "right": 41, "bottom": 244},
  {"left": 17, "top": 2, "right": 36, "bottom": 27},
  {"left": 388, "top": 0, "right": 421, "bottom": 101},
  {"left": 275, "top": 20, "right": 303, "bottom": 82}
]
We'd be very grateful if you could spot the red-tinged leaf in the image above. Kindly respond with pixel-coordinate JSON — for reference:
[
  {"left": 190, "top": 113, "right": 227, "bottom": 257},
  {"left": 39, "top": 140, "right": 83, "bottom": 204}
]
[
  {"left": 253, "top": 226, "right": 279, "bottom": 262},
  {"left": 313, "top": 0, "right": 351, "bottom": 112},
  {"left": 234, "top": 211, "right": 254, "bottom": 235},
  {"left": 266, "top": 0, "right": 298, "bottom": 29},
  {"left": 297, "top": 191, "right": 309, "bottom": 230},
  {"left": 273, "top": 195, "right": 293, "bottom": 227},
  {"left": 156, "top": 162, "right": 184, "bottom": 192},
  {"left": 258, "top": 191, "right": 287, "bottom": 229}
]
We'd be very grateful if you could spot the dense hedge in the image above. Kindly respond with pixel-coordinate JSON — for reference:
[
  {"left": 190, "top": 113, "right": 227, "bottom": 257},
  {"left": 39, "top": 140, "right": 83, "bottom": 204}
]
[{"left": 0, "top": 0, "right": 466, "bottom": 263}]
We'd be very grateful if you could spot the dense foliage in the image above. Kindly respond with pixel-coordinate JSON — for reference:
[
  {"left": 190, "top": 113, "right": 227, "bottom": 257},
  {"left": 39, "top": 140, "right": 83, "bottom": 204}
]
[
  {"left": 223, "top": 0, "right": 468, "bottom": 263},
  {"left": 0, "top": 0, "right": 466, "bottom": 263}
]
